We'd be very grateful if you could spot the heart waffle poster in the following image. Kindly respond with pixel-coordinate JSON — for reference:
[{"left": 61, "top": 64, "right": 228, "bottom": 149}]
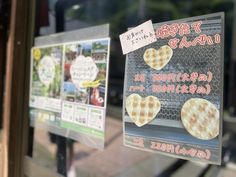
[{"left": 123, "top": 13, "right": 224, "bottom": 164}]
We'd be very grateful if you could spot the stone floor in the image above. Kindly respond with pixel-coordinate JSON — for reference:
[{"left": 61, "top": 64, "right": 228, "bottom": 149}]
[
  {"left": 1, "top": 108, "right": 236, "bottom": 176},
  {"left": 32, "top": 117, "right": 236, "bottom": 177}
]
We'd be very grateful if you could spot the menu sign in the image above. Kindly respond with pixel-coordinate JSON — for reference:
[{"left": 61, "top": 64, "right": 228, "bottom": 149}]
[
  {"left": 29, "top": 35, "right": 110, "bottom": 149},
  {"left": 123, "top": 13, "right": 224, "bottom": 164}
]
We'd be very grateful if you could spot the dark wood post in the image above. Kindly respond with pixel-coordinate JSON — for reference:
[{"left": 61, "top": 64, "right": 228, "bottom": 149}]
[{"left": 2, "top": 0, "right": 35, "bottom": 176}]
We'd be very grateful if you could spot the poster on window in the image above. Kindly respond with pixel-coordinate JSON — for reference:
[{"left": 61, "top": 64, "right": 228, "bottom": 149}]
[
  {"left": 29, "top": 25, "right": 110, "bottom": 149},
  {"left": 61, "top": 38, "right": 110, "bottom": 141},
  {"left": 123, "top": 13, "right": 224, "bottom": 164},
  {"left": 30, "top": 45, "right": 63, "bottom": 127}
]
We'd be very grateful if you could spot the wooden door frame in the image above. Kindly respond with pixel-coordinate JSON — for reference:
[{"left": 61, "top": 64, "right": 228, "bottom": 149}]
[{"left": 2, "top": 0, "right": 35, "bottom": 176}]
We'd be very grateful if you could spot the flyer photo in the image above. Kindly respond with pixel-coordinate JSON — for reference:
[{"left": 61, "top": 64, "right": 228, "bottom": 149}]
[
  {"left": 92, "top": 40, "right": 109, "bottom": 63},
  {"left": 89, "top": 86, "right": 105, "bottom": 107}
]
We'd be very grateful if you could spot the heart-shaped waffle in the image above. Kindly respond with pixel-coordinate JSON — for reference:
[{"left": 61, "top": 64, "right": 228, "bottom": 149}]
[
  {"left": 125, "top": 94, "right": 161, "bottom": 127},
  {"left": 181, "top": 98, "right": 219, "bottom": 140},
  {"left": 143, "top": 45, "right": 173, "bottom": 70}
]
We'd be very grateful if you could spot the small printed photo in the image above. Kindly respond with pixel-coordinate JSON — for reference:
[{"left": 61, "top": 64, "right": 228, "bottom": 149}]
[
  {"left": 95, "top": 63, "right": 106, "bottom": 85},
  {"left": 65, "top": 42, "right": 92, "bottom": 60},
  {"left": 63, "top": 81, "right": 89, "bottom": 104},
  {"left": 91, "top": 40, "right": 109, "bottom": 63},
  {"left": 89, "top": 86, "right": 105, "bottom": 107}
]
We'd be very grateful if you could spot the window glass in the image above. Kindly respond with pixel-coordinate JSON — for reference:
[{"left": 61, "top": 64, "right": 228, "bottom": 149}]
[{"left": 31, "top": 0, "right": 235, "bottom": 176}]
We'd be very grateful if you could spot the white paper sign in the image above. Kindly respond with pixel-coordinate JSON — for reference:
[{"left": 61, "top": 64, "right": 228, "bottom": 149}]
[
  {"left": 119, "top": 20, "right": 157, "bottom": 54},
  {"left": 70, "top": 55, "right": 99, "bottom": 88}
]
